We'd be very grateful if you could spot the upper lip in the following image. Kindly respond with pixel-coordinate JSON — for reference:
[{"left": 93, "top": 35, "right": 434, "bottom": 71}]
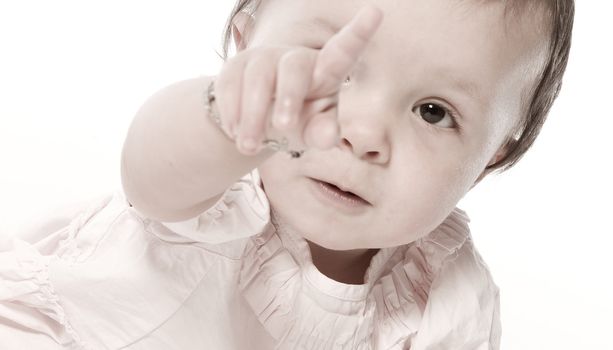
[{"left": 310, "top": 177, "right": 372, "bottom": 205}]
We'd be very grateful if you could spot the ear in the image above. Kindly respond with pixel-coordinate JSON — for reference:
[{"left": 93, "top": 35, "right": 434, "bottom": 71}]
[
  {"left": 231, "top": 11, "right": 255, "bottom": 52},
  {"left": 470, "top": 143, "right": 511, "bottom": 189}
]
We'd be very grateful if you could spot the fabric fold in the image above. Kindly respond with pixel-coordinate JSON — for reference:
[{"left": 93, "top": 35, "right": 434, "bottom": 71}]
[
  {"left": 0, "top": 166, "right": 500, "bottom": 349},
  {"left": 0, "top": 239, "right": 86, "bottom": 349},
  {"left": 237, "top": 204, "right": 498, "bottom": 349},
  {"left": 159, "top": 169, "right": 270, "bottom": 245},
  {"left": 239, "top": 226, "right": 377, "bottom": 349}
]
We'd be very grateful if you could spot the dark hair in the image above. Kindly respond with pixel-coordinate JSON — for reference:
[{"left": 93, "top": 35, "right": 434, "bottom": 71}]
[
  {"left": 217, "top": 0, "right": 260, "bottom": 61},
  {"left": 216, "top": 0, "right": 575, "bottom": 175}
]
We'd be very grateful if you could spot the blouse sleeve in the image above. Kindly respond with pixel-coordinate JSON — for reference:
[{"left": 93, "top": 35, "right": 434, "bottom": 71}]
[
  {"left": 156, "top": 168, "right": 270, "bottom": 245},
  {"left": 0, "top": 169, "right": 270, "bottom": 349},
  {"left": 0, "top": 191, "right": 119, "bottom": 350},
  {"left": 0, "top": 239, "right": 87, "bottom": 349}
]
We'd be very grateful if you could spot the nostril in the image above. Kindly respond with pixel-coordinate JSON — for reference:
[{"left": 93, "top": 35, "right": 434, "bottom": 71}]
[
  {"left": 364, "top": 151, "right": 380, "bottom": 160},
  {"left": 340, "top": 138, "right": 377, "bottom": 155},
  {"left": 340, "top": 138, "right": 352, "bottom": 149}
]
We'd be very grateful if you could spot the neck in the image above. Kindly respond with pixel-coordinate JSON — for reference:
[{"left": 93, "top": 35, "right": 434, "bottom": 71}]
[
  {"left": 270, "top": 207, "right": 379, "bottom": 284},
  {"left": 307, "top": 240, "right": 380, "bottom": 285}
]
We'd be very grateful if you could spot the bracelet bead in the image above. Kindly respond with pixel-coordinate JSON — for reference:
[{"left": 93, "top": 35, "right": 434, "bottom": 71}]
[{"left": 204, "top": 79, "right": 304, "bottom": 158}]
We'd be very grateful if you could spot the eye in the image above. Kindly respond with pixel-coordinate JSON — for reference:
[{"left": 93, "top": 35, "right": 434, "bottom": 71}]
[{"left": 413, "top": 102, "right": 458, "bottom": 129}]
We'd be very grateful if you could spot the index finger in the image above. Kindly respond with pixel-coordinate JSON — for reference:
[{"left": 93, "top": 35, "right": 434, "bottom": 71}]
[{"left": 311, "top": 5, "right": 383, "bottom": 95}]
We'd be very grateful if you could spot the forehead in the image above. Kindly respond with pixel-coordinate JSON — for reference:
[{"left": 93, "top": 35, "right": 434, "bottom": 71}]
[
  {"left": 260, "top": 0, "right": 522, "bottom": 39},
  {"left": 256, "top": 0, "right": 544, "bottom": 75},
  {"left": 254, "top": 0, "right": 546, "bottom": 120}
]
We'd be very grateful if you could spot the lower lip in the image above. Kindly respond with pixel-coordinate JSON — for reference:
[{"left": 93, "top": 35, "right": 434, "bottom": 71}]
[{"left": 309, "top": 178, "right": 370, "bottom": 212}]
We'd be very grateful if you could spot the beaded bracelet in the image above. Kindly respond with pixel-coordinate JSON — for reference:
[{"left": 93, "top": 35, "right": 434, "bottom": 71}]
[{"left": 205, "top": 79, "right": 304, "bottom": 158}]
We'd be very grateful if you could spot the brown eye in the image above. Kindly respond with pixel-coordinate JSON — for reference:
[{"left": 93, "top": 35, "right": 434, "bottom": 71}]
[{"left": 415, "top": 103, "right": 456, "bottom": 129}]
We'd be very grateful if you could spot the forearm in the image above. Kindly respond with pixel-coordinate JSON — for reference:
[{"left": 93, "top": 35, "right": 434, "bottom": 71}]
[{"left": 120, "top": 76, "right": 273, "bottom": 222}]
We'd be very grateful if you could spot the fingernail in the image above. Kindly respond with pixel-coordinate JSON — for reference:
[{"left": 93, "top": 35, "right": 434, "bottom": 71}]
[{"left": 241, "top": 138, "right": 257, "bottom": 152}]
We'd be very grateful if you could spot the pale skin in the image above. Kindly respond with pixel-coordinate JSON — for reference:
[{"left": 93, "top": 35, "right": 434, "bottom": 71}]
[{"left": 122, "top": 0, "right": 547, "bottom": 284}]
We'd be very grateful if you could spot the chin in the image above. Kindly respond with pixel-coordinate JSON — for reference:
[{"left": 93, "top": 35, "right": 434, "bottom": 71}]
[
  {"left": 301, "top": 224, "right": 377, "bottom": 251},
  {"left": 305, "top": 235, "right": 358, "bottom": 251}
]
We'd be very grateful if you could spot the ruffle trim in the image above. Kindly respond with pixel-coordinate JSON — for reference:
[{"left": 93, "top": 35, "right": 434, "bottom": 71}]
[
  {"left": 238, "top": 207, "right": 473, "bottom": 349},
  {"left": 159, "top": 169, "right": 269, "bottom": 245},
  {"left": 0, "top": 239, "right": 90, "bottom": 349},
  {"left": 239, "top": 228, "right": 377, "bottom": 349},
  {"left": 38, "top": 194, "right": 114, "bottom": 263}
]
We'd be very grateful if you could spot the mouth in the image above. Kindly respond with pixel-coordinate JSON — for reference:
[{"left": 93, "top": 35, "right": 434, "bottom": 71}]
[{"left": 309, "top": 178, "right": 371, "bottom": 206}]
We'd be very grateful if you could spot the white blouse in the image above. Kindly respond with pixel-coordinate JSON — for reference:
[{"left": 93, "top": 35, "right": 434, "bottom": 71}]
[{"left": 0, "top": 169, "right": 501, "bottom": 349}]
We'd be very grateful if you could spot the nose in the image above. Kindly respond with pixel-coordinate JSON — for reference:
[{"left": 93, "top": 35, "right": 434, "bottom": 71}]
[{"left": 337, "top": 94, "right": 391, "bottom": 165}]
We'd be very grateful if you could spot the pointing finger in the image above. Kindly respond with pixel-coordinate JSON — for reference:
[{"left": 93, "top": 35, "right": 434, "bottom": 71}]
[{"left": 312, "top": 5, "right": 383, "bottom": 95}]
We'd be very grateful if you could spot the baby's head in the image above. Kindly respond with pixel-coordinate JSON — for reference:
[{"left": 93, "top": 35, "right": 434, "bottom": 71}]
[{"left": 219, "top": 0, "right": 574, "bottom": 250}]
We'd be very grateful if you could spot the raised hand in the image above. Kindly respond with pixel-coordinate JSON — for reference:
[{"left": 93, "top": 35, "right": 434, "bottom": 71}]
[{"left": 213, "top": 5, "right": 383, "bottom": 155}]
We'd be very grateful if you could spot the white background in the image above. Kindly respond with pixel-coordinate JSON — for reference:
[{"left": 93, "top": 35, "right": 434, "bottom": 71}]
[{"left": 0, "top": 1, "right": 611, "bottom": 348}]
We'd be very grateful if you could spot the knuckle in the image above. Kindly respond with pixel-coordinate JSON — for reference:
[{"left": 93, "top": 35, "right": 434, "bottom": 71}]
[
  {"left": 240, "top": 118, "right": 264, "bottom": 140},
  {"left": 275, "top": 87, "right": 306, "bottom": 112},
  {"left": 218, "top": 57, "right": 243, "bottom": 82},
  {"left": 278, "top": 62, "right": 311, "bottom": 95},
  {"left": 246, "top": 90, "right": 270, "bottom": 110},
  {"left": 279, "top": 50, "right": 311, "bottom": 72},
  {"left": 274, "top": 91, "right": 298, "bottom": 111},
  {"left": 244, "top": 66, "right": 275, "bottom": 94},
  {"left": 245, "top": 52, "right": 275, "bottom": 74},
  {"left": 244, "top": 76, "right": 273, "bottom": 102},
  {"left": 242, "top": 59, "right": 260, "bottom": 77}
]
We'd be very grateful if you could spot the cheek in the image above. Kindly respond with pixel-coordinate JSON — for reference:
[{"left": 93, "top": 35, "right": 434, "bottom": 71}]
[
  {"left": 257, "top": 158, "right": 285, "bottom": 200},
  {"left": 418, "top": 148, "right": 482, "bottom": 195},
  {"left": 381, "top": 157, "right": 479, "bottom": 241}
]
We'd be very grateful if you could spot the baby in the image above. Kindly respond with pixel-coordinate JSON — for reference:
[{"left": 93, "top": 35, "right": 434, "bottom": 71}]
[{"left": 0, "top": 0, "right": 574, "bottom": 349}]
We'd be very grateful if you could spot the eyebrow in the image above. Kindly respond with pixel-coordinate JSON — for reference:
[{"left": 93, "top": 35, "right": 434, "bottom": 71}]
[
  {"left": 437, "top": 67, "right": 486, "bottom": 107},
  {"left": 449, "top": 76, "right": 483, "bottom": 104}
]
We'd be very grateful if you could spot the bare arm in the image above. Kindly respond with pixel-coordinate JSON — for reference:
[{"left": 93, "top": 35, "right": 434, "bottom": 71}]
[
  {"left": 120, "top": 6, "right": 382, "bottom": 223},
  {"left": 120, "top": 76, "right": 274, "bottom": 222}
]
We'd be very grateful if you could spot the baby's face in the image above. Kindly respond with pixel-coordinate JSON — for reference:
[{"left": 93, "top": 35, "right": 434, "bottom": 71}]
[{"left": 252, "top": 0, "right": 547, "bottom": 249}]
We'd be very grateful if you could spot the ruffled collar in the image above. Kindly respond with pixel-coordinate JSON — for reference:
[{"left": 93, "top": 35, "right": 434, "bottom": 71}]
[
  {"left": 238, "top": 205, "right": 472, "bottom": 349},
  {"left": 269, "top": 207, "right": 401, "bottom": 301}
]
